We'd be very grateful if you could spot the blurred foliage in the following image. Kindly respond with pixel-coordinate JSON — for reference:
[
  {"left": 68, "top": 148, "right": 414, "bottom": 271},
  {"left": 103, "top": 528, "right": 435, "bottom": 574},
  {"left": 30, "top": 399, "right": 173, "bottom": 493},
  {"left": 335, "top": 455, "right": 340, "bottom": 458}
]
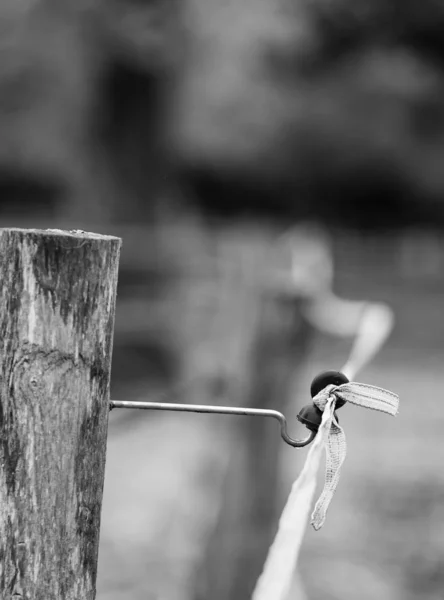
[
  {"left": 2, "top": 0, "right": 444, "bottom": 226},
  {"left": 172, "top": 0, "right": 444, "bottom": 226}
]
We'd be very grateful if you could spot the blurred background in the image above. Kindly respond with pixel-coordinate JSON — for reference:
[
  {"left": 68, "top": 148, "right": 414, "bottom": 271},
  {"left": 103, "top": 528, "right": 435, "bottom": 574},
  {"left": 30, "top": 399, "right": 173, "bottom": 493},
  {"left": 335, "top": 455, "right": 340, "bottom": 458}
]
[{"left": 1, "top": 1, "right": 444, "bottom": 599}]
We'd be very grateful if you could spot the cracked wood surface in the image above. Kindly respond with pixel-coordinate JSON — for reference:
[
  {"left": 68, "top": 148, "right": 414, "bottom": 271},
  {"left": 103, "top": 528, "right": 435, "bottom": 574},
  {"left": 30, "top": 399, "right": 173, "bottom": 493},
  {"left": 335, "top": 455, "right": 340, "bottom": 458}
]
[{"left": 0, "top": 228, "right": 121, "bottom": 600}]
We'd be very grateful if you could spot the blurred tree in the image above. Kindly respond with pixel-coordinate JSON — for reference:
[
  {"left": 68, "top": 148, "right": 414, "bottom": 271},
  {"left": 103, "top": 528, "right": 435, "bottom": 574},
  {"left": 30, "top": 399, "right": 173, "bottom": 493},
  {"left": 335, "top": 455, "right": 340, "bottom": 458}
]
[
  {"left": 169, "top": 0, "right": 444, "bottom": 228},
  {"left": 3, "top": 0, "right": 444, "bottom": 228}
]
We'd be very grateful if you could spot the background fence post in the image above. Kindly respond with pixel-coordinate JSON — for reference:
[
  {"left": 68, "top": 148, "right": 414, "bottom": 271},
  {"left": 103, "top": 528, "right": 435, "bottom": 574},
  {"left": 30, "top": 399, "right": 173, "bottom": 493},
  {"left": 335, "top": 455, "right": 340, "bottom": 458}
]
[
  {"left": 191, "top": 226, "right": 313, "bottom": 600},
  {"left": 0, "top": 228, "right": 121, "bottom": 600}
]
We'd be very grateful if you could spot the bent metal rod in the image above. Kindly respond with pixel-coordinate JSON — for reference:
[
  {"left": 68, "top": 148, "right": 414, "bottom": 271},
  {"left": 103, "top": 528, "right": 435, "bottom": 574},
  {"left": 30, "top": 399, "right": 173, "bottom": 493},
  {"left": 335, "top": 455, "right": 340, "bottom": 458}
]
[{"left": 109, "top": 400, "right": 316, "bottom": 448}]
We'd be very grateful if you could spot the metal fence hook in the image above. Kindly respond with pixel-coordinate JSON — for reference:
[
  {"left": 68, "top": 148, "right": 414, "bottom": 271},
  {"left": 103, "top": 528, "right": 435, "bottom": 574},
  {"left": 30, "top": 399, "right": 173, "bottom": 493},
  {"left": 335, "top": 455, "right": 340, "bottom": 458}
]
[{"left": 109, "top": 400, "right": 316, "bottom": 448}]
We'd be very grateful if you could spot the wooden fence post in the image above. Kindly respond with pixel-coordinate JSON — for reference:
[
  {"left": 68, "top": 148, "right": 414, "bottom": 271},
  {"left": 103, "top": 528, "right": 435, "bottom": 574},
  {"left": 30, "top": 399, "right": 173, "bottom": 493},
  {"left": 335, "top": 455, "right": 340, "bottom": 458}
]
[{"left": 0, "top": 228, "right": 121, "bottom": 600}]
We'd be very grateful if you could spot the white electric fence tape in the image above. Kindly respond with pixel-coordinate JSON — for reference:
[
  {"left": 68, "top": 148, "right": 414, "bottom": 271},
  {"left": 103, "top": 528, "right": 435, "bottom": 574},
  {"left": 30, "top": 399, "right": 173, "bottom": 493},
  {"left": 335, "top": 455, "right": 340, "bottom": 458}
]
[
  {"left": 252, "top": 301, "right": 400, "bottom": 600},
  {"left": 251, "top": 400, "right": 335, "bottom": 600}
]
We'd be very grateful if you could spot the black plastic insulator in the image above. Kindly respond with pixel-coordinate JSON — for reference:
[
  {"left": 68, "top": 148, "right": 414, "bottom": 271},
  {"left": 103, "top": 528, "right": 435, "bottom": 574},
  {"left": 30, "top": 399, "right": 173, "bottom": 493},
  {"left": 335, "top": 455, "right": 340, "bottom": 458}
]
[
  {"left": 297, "top": 403, "right": 340, "bottom": 433},
  {"left": 310, "top": 370, "right": 349, "bottom": 409},
  {"left": 297, "top": 404, "right": 323, "bottom": 432}
]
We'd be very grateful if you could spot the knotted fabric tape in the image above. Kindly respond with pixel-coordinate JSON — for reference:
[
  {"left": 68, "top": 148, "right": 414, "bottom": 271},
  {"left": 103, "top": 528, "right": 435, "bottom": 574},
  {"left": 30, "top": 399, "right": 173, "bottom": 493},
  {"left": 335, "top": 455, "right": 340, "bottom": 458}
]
[
  {"left": 252, "top": 381, "right": 399, "bottom": 600},
  {"left": 311, "top": 381, "right": 399, "bottom": 530}
]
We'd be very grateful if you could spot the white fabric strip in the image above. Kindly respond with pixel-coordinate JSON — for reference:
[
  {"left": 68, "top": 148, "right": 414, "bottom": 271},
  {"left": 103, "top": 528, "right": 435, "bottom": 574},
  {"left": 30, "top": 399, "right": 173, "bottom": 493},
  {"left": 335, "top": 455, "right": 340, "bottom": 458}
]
[
  {"left": 310, "top": 382, "right": 399, "bottom": 530},
  {"left": 251, "top": 398, "right": 335, "bottom": 600},
  {"left": 331, "top": 382, "right": 399, "bottom": 415}
]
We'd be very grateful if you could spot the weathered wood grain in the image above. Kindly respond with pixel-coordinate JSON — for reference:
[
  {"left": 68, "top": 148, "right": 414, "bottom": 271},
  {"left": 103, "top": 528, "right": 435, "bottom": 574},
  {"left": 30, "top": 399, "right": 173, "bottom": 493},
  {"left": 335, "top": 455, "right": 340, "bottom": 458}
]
[{"left": 0, "top": 228, "right": 121, "bottom": 600}]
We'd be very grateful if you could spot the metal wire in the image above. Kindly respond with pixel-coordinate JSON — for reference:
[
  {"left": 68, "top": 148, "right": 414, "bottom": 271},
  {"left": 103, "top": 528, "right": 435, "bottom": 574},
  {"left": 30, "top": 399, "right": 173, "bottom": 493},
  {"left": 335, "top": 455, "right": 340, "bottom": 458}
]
[{"left": 109, "top": 400, "right": 316, "bottom": 448}]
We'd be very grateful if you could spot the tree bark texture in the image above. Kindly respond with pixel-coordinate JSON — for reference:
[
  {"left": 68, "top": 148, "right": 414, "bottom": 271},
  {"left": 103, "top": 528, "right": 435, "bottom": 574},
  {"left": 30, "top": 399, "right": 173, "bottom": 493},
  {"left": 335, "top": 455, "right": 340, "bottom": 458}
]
[{"left": 0, "top": 228, "right": 121, "bottom": 600}]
